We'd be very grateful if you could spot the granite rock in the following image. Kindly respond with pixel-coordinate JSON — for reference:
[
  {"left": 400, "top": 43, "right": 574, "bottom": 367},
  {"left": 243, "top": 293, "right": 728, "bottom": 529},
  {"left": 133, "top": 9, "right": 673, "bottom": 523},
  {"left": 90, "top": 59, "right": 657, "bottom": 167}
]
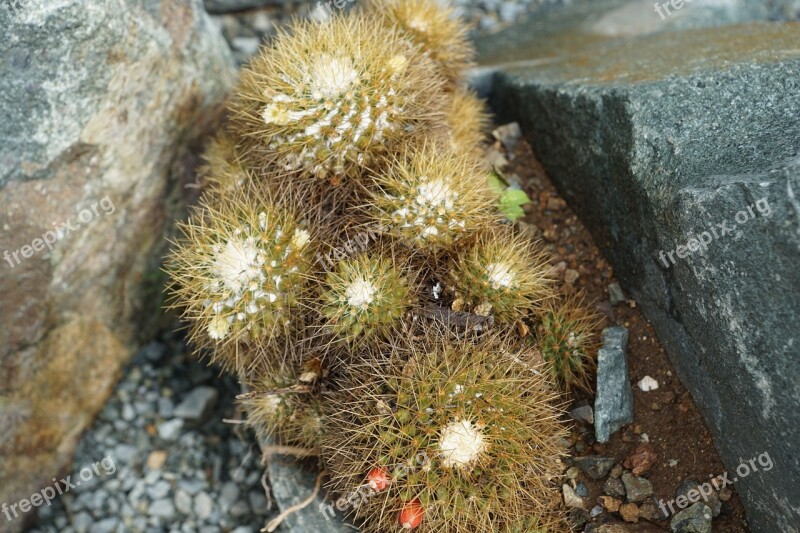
[
  {"left": 477, "top": 1, "right": 800, "bottom": 529},
  {"left": 0, "top": 1, "right": 235, "bottom": 525}
]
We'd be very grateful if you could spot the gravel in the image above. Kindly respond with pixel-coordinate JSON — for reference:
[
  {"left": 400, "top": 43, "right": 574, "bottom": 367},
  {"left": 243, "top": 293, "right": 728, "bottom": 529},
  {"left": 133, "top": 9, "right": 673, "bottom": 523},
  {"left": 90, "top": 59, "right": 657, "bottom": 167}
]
[
  {"left": 207, "top": 0, "right": 576, "bottom": 65},
  {"left": 31, "top": 328, "right": 275, "bottom": 532}
]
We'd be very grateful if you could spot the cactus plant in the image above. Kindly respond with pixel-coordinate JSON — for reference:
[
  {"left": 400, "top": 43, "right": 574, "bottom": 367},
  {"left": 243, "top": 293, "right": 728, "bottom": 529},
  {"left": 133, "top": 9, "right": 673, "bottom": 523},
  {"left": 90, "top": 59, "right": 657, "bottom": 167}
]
[
  {"left": 323, "top": 325, "right": 568, "bottom": 532},
  {"left": 443, "top": 88, "right": 491, "bottom": 154},
  {"left": 368, "top": 141, "right": 498, "bottom": 252},
  {"left": 239, "top": 356, "right": 326, "bottom": 451},
  {"left": 538, "top": 292, "right": 604, "bottom": 394},
  {"left": 363, "top": 0, "right": 474, "bottom": 83},
  {"left": 320, "top": 251, "right": 415, "bottom": 344},
  {"left": 199, "top": 132, "right": 249, "bottom": 195},
  {"left": 165, "top": 186, "right": 313, "bottom": 371},
  {"left": 230, "top": 14, "right": 448, "bottom": 181},
  {"left": 448, "top": 229, "right": 554, "bottom": 323}
]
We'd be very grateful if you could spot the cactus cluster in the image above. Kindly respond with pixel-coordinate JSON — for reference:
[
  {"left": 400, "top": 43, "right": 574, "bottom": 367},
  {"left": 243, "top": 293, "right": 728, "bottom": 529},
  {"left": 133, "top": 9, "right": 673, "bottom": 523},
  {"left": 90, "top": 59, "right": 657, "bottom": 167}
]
[
  {"left": 165, "top": 4, "right": 604, "bottom": 531},
  {"left": 538, "top": 293, "right": 605, "bottom": 394}
]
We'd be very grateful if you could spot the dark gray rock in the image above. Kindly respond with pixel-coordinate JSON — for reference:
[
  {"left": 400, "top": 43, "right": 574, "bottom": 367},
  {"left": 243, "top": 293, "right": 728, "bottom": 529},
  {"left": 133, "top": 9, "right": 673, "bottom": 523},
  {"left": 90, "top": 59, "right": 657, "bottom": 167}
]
[
  {"left": 570, "top": 405, "right": 594, "bottom": 425},
  {"left": 477, "top": 1, "right": 800, "bottom": 530},
  {"left": 607, "top": 283, "right": 627, "bottom": 306},
  {"left": 604, "top": 477, "right": 626, "bottom": 499},
  {"left": 575, "top": 456, "right": 616, "bottom": 480},
  {"left": 175, "top": 386, "right": 220, "bottom": 423},
  {"left": 593, "top": 327, "right": 633, "bottom": 443},
  {"left": 267, "top": 449, "right": 354, "bottom": 533},
  {"left": 670, "top": 502, "right": 713, "bottom": 533},
  {"left": 676, "top": 479, "right": 721, "bottom": 518},
  {"left": 621, "top": 472, "right": 653, "bottom": 503}
]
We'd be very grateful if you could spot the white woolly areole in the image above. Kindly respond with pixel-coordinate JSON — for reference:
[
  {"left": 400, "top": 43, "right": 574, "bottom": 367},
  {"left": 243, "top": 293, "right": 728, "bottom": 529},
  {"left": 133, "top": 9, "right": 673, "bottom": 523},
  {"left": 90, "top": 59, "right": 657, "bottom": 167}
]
[
  {"left": 262, "top": 394, "right": 284, "bottom": 414},
  {"left": 345, "top": 278, "right": 377, "bottom": 309},
  {"left": 292, "top": 229, "right": 311, "bottom": 250},
  {"left": 407, "top": 15, "right": 430, "bottom": 33},
  {"left": 204, "top": 224, "right": 305, "bottom": 340},
  {"left": 308, "top": 54, "right": 359, "bottom": 100},
  {"left": 213, "top": 238, "right": 263, "bottom": 294},
  {"left": 207, "top": 316, "right": 230, "bottom": 340},
  {"left": 416, "top": 178, "right": 456, "bottom": 209},
  {"left": 438, "top": 419, "right": 486, "bottom": 468},
  {"left": 485, "top": 262, "right": 516, "bottom": 290},
  {"left": 389, "top": 177, "right": 466, "bottom": 242}
]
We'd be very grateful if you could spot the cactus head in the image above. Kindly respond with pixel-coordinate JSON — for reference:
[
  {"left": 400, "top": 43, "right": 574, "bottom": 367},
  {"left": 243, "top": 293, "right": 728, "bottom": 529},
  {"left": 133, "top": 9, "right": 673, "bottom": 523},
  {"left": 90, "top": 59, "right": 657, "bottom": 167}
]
[
  {"left": 370, "top": 142, "right": 498, "bottom": 252},
  {"left": 231, "top": 14, "right": 447, "bottom": 181},
  {"left": 364, "top": 0, "right": 474, "bottom": 83},
  {"left": 165, "top": 186, "right": 313, "bottom": 371},
  {"left": 239, "top": 356, "right": 326, "bottom": 450},
  {"left": 321, "top": 251, "right": 414, "bottom": 344},
  {"left": 444, "top": 89, "right": 491, "bottom": 154},
  {"left": 324, "top": 325, "right": 568, "bottom": 532},
  {"left": 200, "top": 132, "right": 250, "bottom": 195},
  {"left": 538, "top": 292, "right": 604, "bottom": 394},
  {"left": 449, "top": 229, "right": 554, "bottom": 324}
]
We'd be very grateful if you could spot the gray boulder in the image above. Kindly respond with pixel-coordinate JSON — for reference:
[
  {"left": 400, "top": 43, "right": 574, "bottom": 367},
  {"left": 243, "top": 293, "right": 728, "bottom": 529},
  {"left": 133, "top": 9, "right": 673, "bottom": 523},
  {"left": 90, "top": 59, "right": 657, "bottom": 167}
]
[
  {"left": 476, "top": 1, "right": 800, "bottom": 531},
  {"left": 0, "top": 0, "right": 234, "bottom": 528}
]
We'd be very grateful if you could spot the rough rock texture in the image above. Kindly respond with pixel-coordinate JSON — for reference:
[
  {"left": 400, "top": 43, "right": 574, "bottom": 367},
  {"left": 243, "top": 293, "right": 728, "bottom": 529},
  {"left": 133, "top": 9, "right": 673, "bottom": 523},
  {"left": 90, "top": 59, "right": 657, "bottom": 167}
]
[
  {"left": 264, "top": 443, "right": 354, "bottom": 532},
  {"left": 0, "top": 0, "right": 235, "bottom": 529},
  {"left": 594, "top": 327, "right": 633, "bottom": 444},
  {"left": 670, "top": 502, "right": 713, "bottom": 533},
  {"left": 476, "top": 1, "right": 800, "bottom": 531}
]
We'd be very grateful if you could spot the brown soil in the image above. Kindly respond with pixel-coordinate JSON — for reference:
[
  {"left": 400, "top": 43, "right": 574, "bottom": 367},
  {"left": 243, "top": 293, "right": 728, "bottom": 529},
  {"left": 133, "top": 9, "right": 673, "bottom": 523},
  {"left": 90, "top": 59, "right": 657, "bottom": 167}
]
[{"left": 503, "top": 138, "right": 750, "bottom": 532}]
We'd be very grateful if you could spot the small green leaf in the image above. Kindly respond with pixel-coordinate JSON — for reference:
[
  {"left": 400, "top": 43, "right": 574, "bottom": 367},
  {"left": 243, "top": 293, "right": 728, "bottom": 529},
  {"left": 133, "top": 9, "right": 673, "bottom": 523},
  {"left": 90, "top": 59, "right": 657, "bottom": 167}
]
[
  {"left": 487, "top": 172, "right": 507, "bottom": 195},
  {"left": 499, "top": 188, "right": 531, "bottom": 222},
  {"left": 487, "top": 172, "right": 531, "bottom": 221}
]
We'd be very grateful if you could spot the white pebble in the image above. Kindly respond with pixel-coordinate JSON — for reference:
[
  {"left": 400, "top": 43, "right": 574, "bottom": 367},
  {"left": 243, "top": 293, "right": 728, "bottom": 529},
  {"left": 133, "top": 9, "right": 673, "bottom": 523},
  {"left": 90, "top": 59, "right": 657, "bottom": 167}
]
[{"left": 638, "top": 375, "right": 659, "bottom": 391}]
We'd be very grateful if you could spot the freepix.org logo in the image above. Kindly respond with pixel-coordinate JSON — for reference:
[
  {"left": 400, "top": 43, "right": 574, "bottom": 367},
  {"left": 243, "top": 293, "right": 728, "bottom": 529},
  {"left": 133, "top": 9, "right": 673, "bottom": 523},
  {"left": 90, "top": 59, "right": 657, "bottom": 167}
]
[
  {"left": 3, "top": 196, "right": 116, "bottom": 269},
  {"left": 2, "top": 456, "right": 117, "bottom": 523},
  {"left": 658, "top": 197, "right": 772, "bottom": 268}
]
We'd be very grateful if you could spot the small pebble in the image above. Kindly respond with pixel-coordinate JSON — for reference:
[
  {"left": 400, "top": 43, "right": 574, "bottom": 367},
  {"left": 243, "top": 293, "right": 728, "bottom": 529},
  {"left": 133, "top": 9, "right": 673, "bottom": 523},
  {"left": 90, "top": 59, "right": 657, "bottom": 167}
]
[
  {"left": 149, "top": 498, "right": 176, "bottom": 519},
  {"left": 622, "top": 472, "right": 654, "bottom": 503},
  {"left": 599, "top": 495, "right": 622, "bottom": 512},
  {"left": 565, "top": 268, "right": 580, "bottom": 284},
  {"left": 607, "top": 283, "right": 627, "bottom": 306},
  {"left": 563, "top": 484, "right": 586, "bottom": 510},
  {"left": 175, "top": 489, "right": 193, "bottom": 515},
  {"left": 638, "top": 376, "right": 660, "bottom": 391},
  {"left": 670, "top": 502, "right": 712, "bottom": 533},
  {"left": 157, "top": 419, "right": 184, "bottom": 441},
  {"left": 570, "top": 405, "right": 594, "bottom": 425},
  {"left": 146, "top": 450, "right": 168, "bottom": 470},
  {"left": 619, "top": 502, "right": 640, "bottom": 523},
  {"left": 492, "top": 122, "right": 522, "bottom": 151},
  {"left": 174, "top": 387, "right": 219, "bottom": 423}
]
